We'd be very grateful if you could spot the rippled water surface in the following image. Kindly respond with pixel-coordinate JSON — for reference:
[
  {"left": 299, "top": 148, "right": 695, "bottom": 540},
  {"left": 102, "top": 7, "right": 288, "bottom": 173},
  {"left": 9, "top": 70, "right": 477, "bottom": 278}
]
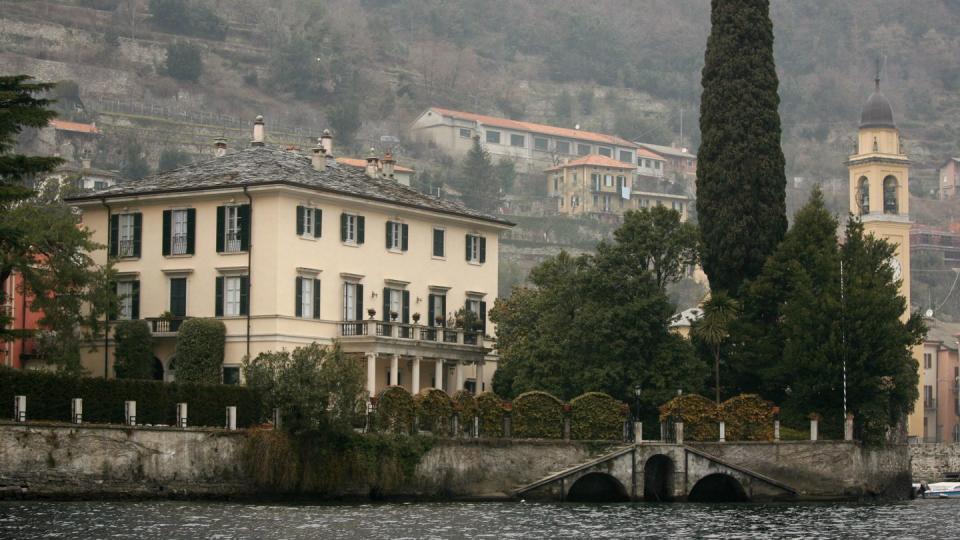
[{"left": 0, "top": 500, "right": 953, "bottom": 539}]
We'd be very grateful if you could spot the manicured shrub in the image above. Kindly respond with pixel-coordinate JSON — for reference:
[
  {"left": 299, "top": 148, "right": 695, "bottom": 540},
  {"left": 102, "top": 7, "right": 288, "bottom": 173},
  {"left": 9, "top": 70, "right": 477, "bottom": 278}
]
[
  {"left": 570, "top": 392, "right": 626, "bottom": 440},
  {"left": 476, "top": 392, "right": 504, "bottom": 437},
  {"left": 175, "top": 318, "right": 225, "bottom": 384},
  {"left": 658, "top": 393, "right": 720, "bottom": 441},
  {"left": 414, "top": 388, "right": 453, "bottom": 435},
  {"left": 512, "top": 390, "right": 564, "bottom": 439},
  {"left": 112, "top": 320, "right": 155, "bottom": 379},
  {"left": 374, "top": 386, "right": 415, "bottom": 434},
  {"left": 719, "top": 394, "right": 775, "bottom": 441},
  {"left": 0, "top": 367, "right": 263, "bottom": 427}
]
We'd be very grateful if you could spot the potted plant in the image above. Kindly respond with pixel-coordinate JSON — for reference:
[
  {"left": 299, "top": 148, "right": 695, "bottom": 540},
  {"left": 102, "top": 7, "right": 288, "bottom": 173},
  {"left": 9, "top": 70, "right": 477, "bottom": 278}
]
[
  {"left": 368, "top": 308, "right": 376, "bottom": 320},
  {"left": 159, "top": 310, "right": 174, "bottom": 321},
  {"left": 435, "top": 315, "right": 444, "bottom": 326},
  {"left": 390, "top": 311, "right": 399, "bottom": 321},
  {"left": 412, "top": 312, "right": 421, "bottom": 324}
]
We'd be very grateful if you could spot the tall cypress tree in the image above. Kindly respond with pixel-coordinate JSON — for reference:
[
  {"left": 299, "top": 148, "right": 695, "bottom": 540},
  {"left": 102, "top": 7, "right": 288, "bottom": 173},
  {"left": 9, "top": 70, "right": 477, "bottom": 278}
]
[{"left": 696, "top": 0, "right": 787, "bottom": 297}]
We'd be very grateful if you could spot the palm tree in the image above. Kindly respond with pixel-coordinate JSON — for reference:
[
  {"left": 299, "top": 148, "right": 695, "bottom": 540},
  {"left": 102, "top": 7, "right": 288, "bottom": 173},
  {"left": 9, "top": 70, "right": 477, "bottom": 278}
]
[{"left": 692, "top": 292, "right": 740, "bottom": 405}]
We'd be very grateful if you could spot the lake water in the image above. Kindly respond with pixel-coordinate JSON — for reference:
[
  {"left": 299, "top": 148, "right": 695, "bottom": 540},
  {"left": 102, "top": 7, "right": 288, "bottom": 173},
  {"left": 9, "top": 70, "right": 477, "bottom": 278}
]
[{"left": 0, "top": 499, "right": 952, "bottom": 539}]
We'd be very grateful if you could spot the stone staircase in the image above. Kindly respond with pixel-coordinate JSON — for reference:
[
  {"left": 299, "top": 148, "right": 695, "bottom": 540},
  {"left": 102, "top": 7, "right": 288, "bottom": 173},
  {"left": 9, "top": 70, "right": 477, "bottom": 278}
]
[{"left": 511, "top": 444, "right": 634, "bottom": 497}]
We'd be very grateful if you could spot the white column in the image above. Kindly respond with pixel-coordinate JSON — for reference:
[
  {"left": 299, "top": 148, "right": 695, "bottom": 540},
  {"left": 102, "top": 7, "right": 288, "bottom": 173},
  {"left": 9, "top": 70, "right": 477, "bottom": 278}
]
[
  {"left": 412, "top": 357, "right": 422, "bottom": 395},
  {"left": 390, "top": 354, "right": 399, "bottom": 386},
  {"left": 366, "top": 353, "right": 377, "bottom": 397},
  {"left": 435, "top": 360, "right": 444, "bottom": 392},
  {"left": 455, "top": 361, "right": 465, "bottom": 391},
  {"left": 476, "top": 361, "right": 484, "bottom": 393}
]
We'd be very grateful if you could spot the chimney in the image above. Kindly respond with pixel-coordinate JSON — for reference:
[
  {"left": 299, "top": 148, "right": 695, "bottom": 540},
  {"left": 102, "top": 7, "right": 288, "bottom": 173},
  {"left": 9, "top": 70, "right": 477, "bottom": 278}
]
[
  {"left": 251, "top": 115, "right": 265, "bottom": 147},
  {"left": 382, "top": 150, "right": 395, "bottom": 180},
  {"left": 365, "top": 148, "right": 379, "bottom": 178},
  {"left": 214, "top": 136, "right": 228, "bottom": 157},
  {"left": 320, "top": 129, "right": 333, "bottom": 157},
  {"left": 311, "top": 138, "right": 326, "bottom": 171}
]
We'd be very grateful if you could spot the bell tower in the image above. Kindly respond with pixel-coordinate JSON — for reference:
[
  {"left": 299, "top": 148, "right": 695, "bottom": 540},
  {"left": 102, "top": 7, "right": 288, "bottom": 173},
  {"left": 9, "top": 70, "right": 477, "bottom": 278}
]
[{"left": 846, "top": 71, "right": 922, "bottom": 438}]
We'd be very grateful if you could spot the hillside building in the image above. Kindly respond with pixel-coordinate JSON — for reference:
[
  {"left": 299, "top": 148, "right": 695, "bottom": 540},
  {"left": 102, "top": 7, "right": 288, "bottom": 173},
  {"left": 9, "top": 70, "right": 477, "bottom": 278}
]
[
  {"left": 546, "top": 154, "right": 691, "bottom": 221},
  {"left": 0, "top": 273, "right": 44, "bottom": 369},
  {"left": 65, "top": 119, "right": 512, "bottom": 398},
  {"left": 921, "top": 319, "right": 960, "bottom": 443},
  {"left": 938, "top": 157, "right": 959, "bottom": 200},
  {"left": 635, "top": 142, "right": 698, "bottom": 184}
]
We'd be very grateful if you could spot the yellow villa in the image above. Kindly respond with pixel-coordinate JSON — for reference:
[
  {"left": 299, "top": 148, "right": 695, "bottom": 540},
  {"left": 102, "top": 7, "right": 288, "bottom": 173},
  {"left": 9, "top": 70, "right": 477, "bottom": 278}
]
[{"left": 66, "top": 119, "right": 513, "bottom": 398}]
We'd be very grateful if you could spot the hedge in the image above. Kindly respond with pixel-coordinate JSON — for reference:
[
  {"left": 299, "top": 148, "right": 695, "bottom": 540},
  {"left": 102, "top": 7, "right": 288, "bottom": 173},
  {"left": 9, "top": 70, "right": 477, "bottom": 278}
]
[
  {"left": 452, "top": 390, "right": 478, "bottom": 435},
  {"left": 0, "top": 367, "right": 263, "bottom": 427},
  {"left": 512, "top": 391, "right": 564, "bottom": 439},
  {"left": 658, "top": 393, "right": 719, "bottom": 441},
  {"left": 719, "top": 394, "right": 775, "bottom": 441},
  {"left": 414, "top": 388, "right": 453, "bottom": 435},
  {"left": 175, "top": 318, "right": 226, "bottom": 384},
  {"left": 374, "top": 386, "right": 415, "bottom": 434},
  {"left": 570, "top": 392, "right": 625, "bottom": 440},
  {"left": 476, "top": 392, "right": 504, "bottom": 437}
]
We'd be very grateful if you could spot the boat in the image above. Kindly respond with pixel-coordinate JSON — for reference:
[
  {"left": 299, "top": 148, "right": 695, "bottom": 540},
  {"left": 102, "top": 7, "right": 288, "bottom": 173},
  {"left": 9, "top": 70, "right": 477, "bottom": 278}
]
[{"left": 920, "top": 482, "right": 960, "bottom": 499}]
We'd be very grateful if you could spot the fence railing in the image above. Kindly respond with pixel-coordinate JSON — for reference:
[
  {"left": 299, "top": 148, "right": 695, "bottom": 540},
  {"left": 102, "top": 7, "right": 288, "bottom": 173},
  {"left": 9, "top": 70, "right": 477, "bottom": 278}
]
[{"left": 338, "top": 320, "right": 483, "bottom": 347}]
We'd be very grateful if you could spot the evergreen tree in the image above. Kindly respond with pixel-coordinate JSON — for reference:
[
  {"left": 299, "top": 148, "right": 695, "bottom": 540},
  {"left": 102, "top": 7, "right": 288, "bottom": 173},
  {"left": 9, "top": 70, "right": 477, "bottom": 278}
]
[
  {"left": 457, "top": 136, "right": 500, "bottom": 213},
  {"left": 602, "top": 206, "right": 700, "bottom": 291},
  {"left": 696, "top": 0, "right": 787, "bottom": 297},
  {"left": 733, "top": 189, "right": 924, "bottom": 443},
  {"left": 113, "top": 320, "right": 155, "bottom": 379}
]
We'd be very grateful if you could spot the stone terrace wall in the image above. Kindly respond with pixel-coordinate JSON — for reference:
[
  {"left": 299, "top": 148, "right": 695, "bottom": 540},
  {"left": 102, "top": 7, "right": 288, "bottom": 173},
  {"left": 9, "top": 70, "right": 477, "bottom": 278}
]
[{"left": 910, "top": 443, "right": 960, "bottom": 482}]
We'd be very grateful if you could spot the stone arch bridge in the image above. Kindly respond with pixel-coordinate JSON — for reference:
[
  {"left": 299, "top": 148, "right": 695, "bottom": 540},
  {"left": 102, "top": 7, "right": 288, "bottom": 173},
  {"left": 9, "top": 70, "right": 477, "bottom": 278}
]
[{"left": 512, "top": 441, "right": 906, "bottom": 502}]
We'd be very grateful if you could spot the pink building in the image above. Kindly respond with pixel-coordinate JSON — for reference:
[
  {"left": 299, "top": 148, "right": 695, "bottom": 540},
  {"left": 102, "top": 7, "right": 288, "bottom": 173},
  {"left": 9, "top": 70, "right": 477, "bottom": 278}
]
[
  {"left": 922, "top": 319, "right": 960, "bottom": 443},
  {"left": 0, "top": 272, "right": 44, "bottom": 369}
]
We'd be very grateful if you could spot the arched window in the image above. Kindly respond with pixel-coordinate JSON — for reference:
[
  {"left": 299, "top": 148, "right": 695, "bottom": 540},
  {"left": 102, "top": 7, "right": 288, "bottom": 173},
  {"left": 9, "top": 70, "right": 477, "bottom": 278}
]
[
  {"left": 883, "top": 176, "right": 899, "bottom": 214},
  {"left": 857, "top": 177, "right": 870, "bottom": 215}
]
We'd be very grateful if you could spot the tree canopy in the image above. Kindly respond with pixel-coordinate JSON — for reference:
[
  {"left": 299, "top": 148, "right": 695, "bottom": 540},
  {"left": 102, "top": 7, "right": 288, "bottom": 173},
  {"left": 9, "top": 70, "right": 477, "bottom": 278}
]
[
  {"left": 601, "top": 206, "right": 699, "bottom": 291},
  {"left": 456, "top": 136, "right": 500, "bottom": 214},
  {"left": 696, "top": 0, "right": 787, "bottom": 297}
]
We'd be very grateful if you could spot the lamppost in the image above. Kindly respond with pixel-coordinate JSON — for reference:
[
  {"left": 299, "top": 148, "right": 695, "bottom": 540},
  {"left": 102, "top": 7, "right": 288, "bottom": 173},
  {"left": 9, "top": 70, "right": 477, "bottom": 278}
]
[{"left": 633, "top": 384, "right": 642, "bottom": 442}]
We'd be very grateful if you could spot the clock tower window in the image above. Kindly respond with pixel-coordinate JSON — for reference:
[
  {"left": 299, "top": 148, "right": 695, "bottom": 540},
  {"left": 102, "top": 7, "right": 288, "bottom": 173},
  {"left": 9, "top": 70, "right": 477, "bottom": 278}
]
[
  {"left": 883, "top": 176, "right": 899, "bottom": 214},
  {"left": 857, "top": 177, "right": 870, "bottom": 215}
]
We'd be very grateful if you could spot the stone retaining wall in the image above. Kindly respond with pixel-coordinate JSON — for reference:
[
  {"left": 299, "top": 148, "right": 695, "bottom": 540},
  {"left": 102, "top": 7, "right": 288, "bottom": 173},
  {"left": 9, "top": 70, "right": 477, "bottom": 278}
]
[{"left": 910, "top": 443, "right": 960, "bottom": 482}]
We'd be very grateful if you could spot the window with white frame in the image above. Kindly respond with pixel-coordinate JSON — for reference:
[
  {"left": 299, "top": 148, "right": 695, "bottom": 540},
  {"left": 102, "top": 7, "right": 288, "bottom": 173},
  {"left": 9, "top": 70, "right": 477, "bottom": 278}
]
[
  {"left": 509, "top": 134, "right": 525, "bottom": 147},
  {"left": 117, "top": 281, "right": 134, "bottom": 320},
  {"left": 604, "top": 174, "right": 613, "bottom": 187},
  {"left": 118, "top": 214, "right": 136, "bottom": 257},
  {"left": 466, "top": 234, "right": 485, "bottom": 263},
  {"left": 301, "top": 278, "right": 313, "bottom": 318},
  {"left": 343, "top": 214, "right": 359, "bottom": 243},
  {"left": 224, "top": 206, "right": 241, "bottom": 252},
  {"left": 343, "top": 282, "right": 359, "bottom": 320},
  {"left": 459, "top": 128, "right": 471, "bottom": 138},
  {"left": 577, "top": 143, "right": 591, "bottom": 156},
  {"left": 534, "top": 137, "right": 549, "bottom": 151},
  {"left": 171, "top": 209, "right": 189, "bottom": 255},
  {"left": 598, "top": 147, "right": 612, "bottom": 157},
  {"left": 388, "top": 221, "right": 401, "bottom": 250},
  {"left": 224, "top": 276, "right": 242, "bottom": 316},
  {"left": 555, "top": 141, "right": 570, "bottom": 154},
  {"left": 619, "top": 150, "right": 633, "bottom": 163},
  {"left": 302, "top": 207, "right": 314, "bottom": 237},
  {"left": 485, "top": 130, "right": 501, "bottom": 144}
]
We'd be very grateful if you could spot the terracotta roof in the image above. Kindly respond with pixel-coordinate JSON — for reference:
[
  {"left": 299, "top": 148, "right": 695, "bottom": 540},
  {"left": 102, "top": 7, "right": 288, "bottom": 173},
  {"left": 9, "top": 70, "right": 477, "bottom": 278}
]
[
  {"left": 636, "top": 147, "right": 665, "bottom": 160},
  {"left": 636, "top": 142, "right": 696, "bottom": 159},
  {"left": 426, "top": 107, "right": 637, "bottom": 148},
  {"left": 336, "top": 157, "right": 415, "bottom": 174},
  {"left": 545, "top": 154, "right": 636, "bottom": 172},
  {"left": 65, "top": 146, "right": 511, "bottom": 227},
  {"left": 49, "top": 119, "right": 100, "bottom": 134}
]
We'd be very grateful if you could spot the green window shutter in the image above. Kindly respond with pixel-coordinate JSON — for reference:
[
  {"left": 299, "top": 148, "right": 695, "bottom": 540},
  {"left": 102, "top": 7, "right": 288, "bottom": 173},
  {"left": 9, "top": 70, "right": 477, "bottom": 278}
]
[
  {"left": 465, "top": 234, "right": 472, "bottom": 260},
  {"left": 357, "top": 216, "right": 365, "bottom": 244},
  {"left": 355, "top": 284, "right": 364, "bottom": 320},
  {"left": 402, "top": 290, "right": 410, "bottom": 323},
  {"left": 433, "top": 229, "right": 444, "bottom": 257},
  {"left": 186, "top": 208, "right": 196, "bottom": 254},
  {"left": 170, "top": 278, "right": 187, "bottom": 318},
  {"left": 239, "top": 276, "right": 249, "bottom": 316},
  {"left": 314, "top": 209, "right": 322, "bottom": 238},
  {"left": 401, "top": 224, "right": 409, "bottom": 251},
  {"left": 296, "top": 206, "right": 305, "bottom": 236},
  {"left": 385, "top": 221, "right": 393, "bottom": 249},
  {"left": 479, "top": 236, "right": 486, "bottom": 263},
  {"left": 109, "top": 214, "right": 119, "bottom": 257},
  {"left": 295, "top": 276, "right": 303, "bottom": 317},
  {"left": 383, "top": 288, "right": 390, "bottom": 321},
  {"left": 239, "top": 204, "right": 251, "bottom": 251},
  {"left": 216, "top": 206, "right": 225, "bottom": 252},
  {"left": 162, "top": 210, "right": 171, "bottom": 256},
  {"left": 132, "top": 213, "right": 143, "bottom": 258},
  {"left": 428, "top": 295, "right": 436, "bottom": 327},
  {"left": 440, "top": 295, "right": 446, "bottom": 322},
  {"left": 312, "top": 279, "right": 321, "bottom": 319},
  {"left": 340, "top": 213, "right": 348, "bottom": 241},
  {"left": 215, "top": 277, "right": 224, "bottom": 317},
  {"left": 480, "top": 301, "right": 487, "bottom": 335},
  {"left": 131, "top": 280, "right": 140, "bottom": 320}
]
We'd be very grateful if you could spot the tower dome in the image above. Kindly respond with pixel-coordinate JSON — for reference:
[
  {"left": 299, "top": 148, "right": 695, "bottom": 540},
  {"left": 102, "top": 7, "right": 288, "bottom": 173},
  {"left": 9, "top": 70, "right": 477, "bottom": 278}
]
[{"left": 859, "top": 80, "right": 895, "bottom": 129}]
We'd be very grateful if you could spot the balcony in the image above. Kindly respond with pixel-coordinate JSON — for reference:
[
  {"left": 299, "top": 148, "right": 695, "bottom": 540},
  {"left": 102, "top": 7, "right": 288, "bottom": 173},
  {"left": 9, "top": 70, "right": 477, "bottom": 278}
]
[
  {"left": 145, "top": 317, "right": 189, "bottom": 336},
  {"left": 170, "top": 234, "right": 188, "bottom": 255},
  {"left": 117, "top": 239, "right": 135, "bottom": 257},
  {"left": 925, "top": 398, "right": 937, "bottom": 410},
  {"left": 337, "top": 320, "right": 487, "bottom": 361}
]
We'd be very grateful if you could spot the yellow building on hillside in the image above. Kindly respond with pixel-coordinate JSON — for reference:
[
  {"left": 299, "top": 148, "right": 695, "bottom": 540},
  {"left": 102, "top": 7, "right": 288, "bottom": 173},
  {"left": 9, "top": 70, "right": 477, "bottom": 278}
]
[
  {"left": 846, "top": 77, "right": 924, "bottom": 439},
  {"left": 66, "top": 119, "right": 512, "bottom": 398}
]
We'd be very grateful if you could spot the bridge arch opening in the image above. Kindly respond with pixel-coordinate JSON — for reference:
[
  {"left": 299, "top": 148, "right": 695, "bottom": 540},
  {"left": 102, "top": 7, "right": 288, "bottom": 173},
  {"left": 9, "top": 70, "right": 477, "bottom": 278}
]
[
  {"left": 566, "top": 472, "right": 629, "bottom": 502},
  {"left": 688, "top": 473, "right": 749, "bottom": 503},
  {"left": 643, "top": 454, "right": 675, "bottom": 502}
]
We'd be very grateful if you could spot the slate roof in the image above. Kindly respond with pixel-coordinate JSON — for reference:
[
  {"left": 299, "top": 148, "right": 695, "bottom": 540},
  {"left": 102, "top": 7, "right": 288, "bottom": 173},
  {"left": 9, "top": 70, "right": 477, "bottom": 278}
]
[
  {"left": 925, "top": 319, "right": 960, "bottom": 350},
  {"left": 65, "top": 146, "right": 512, "bottom": 226}
]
